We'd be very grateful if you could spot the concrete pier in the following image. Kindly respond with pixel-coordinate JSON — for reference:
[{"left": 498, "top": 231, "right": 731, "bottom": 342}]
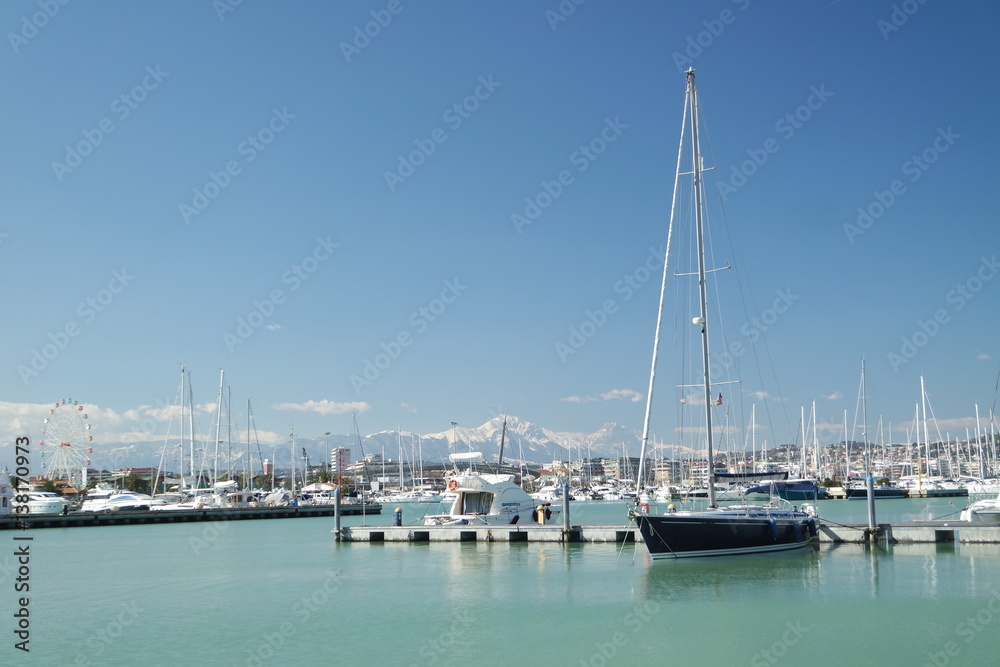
[
  {"left": 816, "top": 520, "right": 1000, "bottom": 544},
  {"left": 337, "top": 524, "right": 638, "bottom": 543},
  {"left": 0, "top": 502, "right": 381, "bottom": 529}
]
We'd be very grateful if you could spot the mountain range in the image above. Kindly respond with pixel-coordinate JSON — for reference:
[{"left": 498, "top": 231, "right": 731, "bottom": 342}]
[{"left": 12, "top": 415, "right": 698, "bottom": 474}]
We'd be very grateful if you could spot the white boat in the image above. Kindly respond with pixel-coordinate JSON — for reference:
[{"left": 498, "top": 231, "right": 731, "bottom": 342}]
[
  {"left": 80, "top": 491, "right": 155, "bottom": 513},
  {"left": 629, "top": 70, "right": 815, "bottom": 558},
  {"left": 424, "top": 452, "right": 559, "bottom": 526},
  {"left": 961, "top": 491, "right": 1000, "bottom": 522},
  {"left": 530, "top": 484, "right": 565, "bottom": 504},
  {"left": 380, "top": 490, "right": 442, "bottom": 504},
  {"left": 26, "top": 492, "right": 71, "bottom": 515}
]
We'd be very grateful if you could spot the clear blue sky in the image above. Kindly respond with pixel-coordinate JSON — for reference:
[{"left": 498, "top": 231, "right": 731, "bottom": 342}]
[{"left": 2, "top": 0, "right": 998, "bottom": 459}]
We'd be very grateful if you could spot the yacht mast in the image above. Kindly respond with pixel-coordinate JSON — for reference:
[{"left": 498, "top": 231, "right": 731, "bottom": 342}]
[{"left": 686, "top": 69, "right": 717, "bottom": 508}]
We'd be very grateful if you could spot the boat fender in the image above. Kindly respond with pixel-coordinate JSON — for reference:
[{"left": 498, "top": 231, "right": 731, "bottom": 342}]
[
  {"left": 793, "top": 523, "right": 804, "bottom": 542},
  {"left": 768, "top": 518, "right": 779, "bottom": 541},
  {"left": 806, "top": 518, "right": 817, "bottom": 537},
  {"left": 510, "top": 515, "right": 519, "bottom": 525},
  {"left": 447, "top": 479, "right": 458, "bottom": 492}
]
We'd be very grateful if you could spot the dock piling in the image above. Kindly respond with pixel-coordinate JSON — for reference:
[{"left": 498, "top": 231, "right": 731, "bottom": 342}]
[{"left": 562, "top": 482, "right": 570, "bottom": 532}]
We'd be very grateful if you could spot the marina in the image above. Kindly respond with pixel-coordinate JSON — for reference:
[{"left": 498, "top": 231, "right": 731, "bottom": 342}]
[{"left": 14, "top": 497, "right": 1000, "bottom": 666}]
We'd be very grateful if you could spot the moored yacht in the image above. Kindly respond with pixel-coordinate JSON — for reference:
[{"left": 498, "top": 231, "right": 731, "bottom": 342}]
[
  {"left": 26, "top": 492, "right": 71, "bottom": 515},
  {"left": 424, "top": 453, "right": 559, "bottom": 526}
]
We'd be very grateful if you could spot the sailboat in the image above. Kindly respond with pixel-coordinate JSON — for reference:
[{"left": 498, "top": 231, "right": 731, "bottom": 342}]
[
  {"left": 842, "top": 360, "right": 907, "bottom": 499},
  {"left": 629, "top": 69, "right": 816, "bottom": 558}
]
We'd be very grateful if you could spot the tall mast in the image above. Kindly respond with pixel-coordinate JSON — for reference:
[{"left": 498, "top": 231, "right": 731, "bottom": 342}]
[
  {"left": 920, "top": 376, "right": 930, "bottom": 482},
  {"left": 188, "top": 371, "right": 196, "bottom": 487},
  {"left": 861, "top": 359, "right": 869, "bottom": 474},
  {"left": 179, "top": 365, "right": 187, "bottom": 490},
  {"left": 213, "top": 369, "right": 224, "bottom": 485},
  {"left": 498, "top": 413, "right": 508, "bottom": 468},
  {"left": 686, "top": 69, "right": 717, "bottom": 508}
]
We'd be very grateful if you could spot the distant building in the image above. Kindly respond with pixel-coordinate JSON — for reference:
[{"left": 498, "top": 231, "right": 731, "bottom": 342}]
[{"left": 331, "top": 447, "right": 351, "bottom": 479}]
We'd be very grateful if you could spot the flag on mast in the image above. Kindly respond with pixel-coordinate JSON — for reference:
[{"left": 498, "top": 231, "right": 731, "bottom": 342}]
[{"left": 715, "top": 393, "right": 723, "bottom": 406}]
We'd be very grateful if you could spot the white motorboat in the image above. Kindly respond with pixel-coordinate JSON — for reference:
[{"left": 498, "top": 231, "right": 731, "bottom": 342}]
[
  {"left": 26, "top": 492, "right": 71, "bottom": 515},
  {"left": 961, "top": 492, "right": 1000, "bottom": 522},
  {"left": 530, "top": 484, "right": 565, "bottom": 504},
  {"left": 80, "top": 491, "right": 155, "bottom": 513},
  {"left": 424, "top": 452, "right": 559, "bottom": 526}
]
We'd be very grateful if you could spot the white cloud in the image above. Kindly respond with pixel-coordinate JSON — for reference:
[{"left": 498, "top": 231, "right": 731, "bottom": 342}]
[
  {"left": 601, "top": 389, "right": 643, "bottom": 402},
  {"left": 822, "top": 392, "right": 843, "bottom": 400},
  {"left": 272, "top": 399, "right": 371, "bottom": 416},
  {"left": 401, "top": 403, "right": 418, "bottom": 414},
  {"left": 266, "top": 323, "right": 282, "bottom": 331},
  {"left": 978, "top": 352, "right": 991, "bottom": 360},
  {"left": 563, "top": 389, "right": 643, "bottom": 404}
]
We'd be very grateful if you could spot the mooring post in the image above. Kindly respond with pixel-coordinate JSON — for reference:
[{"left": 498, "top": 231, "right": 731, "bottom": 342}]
[
  {"left": 562, "top": 482, "right": 570, "bottom": 531},
  {"left": 866, "top": 474, "right": 878, "bottom": 544}
]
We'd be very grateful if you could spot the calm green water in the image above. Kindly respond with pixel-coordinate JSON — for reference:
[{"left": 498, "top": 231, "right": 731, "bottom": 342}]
[{"left": 4, "top": 498, "right": 999, "bottom": 666}]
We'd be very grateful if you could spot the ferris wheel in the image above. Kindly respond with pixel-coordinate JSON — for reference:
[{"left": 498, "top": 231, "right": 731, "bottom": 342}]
[{"left": 39, "top": 398, "right": 94, "bottom": 484}]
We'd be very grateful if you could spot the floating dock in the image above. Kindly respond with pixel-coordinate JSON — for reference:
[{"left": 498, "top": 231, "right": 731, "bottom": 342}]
[
  {"left": 337, "top": 524, "right": 636, "bottom": 543},
  {"left": 816, "top": 520, "right": 1000, "bottom": 544},
  {"left": 0, "top": 503, "right": 381, "bottom": 529}
]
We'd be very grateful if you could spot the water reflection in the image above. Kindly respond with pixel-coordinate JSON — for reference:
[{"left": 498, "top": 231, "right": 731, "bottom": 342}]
[{"left": 638, "top": 541, "right": 998, "bottom": 605}]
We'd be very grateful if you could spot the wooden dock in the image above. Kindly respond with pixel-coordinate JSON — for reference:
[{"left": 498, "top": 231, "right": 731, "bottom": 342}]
[{"left": 0, "top": 503, "right": 381, "bottom": 529}]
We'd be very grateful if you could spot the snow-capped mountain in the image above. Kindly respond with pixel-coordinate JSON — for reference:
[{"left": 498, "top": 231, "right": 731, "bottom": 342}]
[{"left": 10, "top": 415, "right": 664, "bottom": 472}]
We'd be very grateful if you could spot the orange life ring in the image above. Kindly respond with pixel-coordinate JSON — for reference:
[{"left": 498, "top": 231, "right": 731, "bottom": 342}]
[{"left": 447, "top": 479, "right": 458, "bottom": 492}]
